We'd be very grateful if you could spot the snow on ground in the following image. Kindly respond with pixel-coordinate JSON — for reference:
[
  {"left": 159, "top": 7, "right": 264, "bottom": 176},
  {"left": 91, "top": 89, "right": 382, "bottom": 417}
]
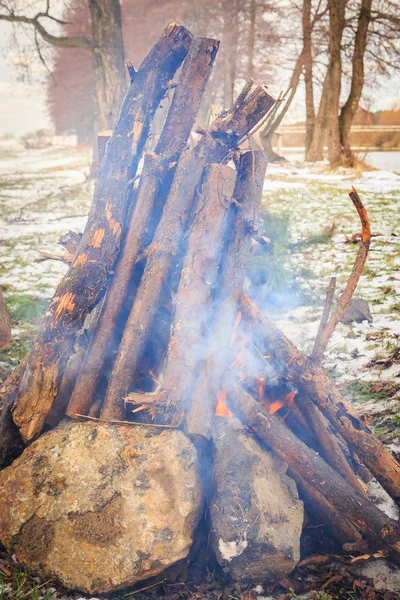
[
  {"left": 0, "top": 144, "right": 399, "bottom": 442},
  {"left": 262, "top": 157, "right": 400, "bottom": 444}
]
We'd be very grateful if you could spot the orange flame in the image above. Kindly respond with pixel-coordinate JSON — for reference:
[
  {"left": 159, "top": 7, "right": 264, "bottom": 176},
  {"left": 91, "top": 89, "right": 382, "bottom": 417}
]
[
  {"left": 215, "top": 390, "right": 233, "bottom": 417},
  {"left": 268, "top": 391, "right": 296, "bottom": 415}
]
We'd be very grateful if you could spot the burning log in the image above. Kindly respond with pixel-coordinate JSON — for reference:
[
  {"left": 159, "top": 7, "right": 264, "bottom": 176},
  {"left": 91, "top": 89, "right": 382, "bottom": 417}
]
[
  {"left": 66, "top": 37, "right": 219, "bottom": 420},
  {"left": 227, "top": 383, "right": 400, "bottom": 562},
  {"left": 240, "top": 292, "right": 400, "bottom": 502},
  {"left": 185, "top": 150, "right": 268, "bottom": 439},
  {"left": 125, "top": 162, "right": 237, "bottom": 425},
  {"left": 12, "top": 24, "right": 193, "bottom": 443},
  {"left": 101, "top": 88, "right": 275, "bottom": 420}
]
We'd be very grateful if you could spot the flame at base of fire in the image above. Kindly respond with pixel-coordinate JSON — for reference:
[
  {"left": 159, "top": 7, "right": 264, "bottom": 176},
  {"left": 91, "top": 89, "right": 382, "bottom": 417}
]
[{"left": 215, "top": 390, "right": 233, "bottom": 417}]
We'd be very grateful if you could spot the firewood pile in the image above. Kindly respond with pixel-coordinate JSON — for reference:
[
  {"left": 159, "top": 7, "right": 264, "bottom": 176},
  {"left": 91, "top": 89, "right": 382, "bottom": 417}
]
[{"left": 1, "top": 22, "right": 400, "bottom": 595}]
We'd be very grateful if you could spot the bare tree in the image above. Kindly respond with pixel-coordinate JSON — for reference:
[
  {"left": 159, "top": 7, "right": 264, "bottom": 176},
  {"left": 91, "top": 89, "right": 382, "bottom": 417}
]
[{"left": 0, "top": 0, "right": 126, "bottom": 134}]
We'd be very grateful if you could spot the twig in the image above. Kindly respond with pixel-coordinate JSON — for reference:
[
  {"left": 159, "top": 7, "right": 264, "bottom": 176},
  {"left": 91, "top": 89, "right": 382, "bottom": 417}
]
[
  {"left": 311, "top": 276, "right": 336, "bottom": 362},
  {"left": 124, "top": 579, "right": 166, "bottom": 596},
  {"left": 73, "top": 414, "right": 179, "bottom": 429},
  {"left": 311, "top": 187, "right": 371, "bottom": 364}
]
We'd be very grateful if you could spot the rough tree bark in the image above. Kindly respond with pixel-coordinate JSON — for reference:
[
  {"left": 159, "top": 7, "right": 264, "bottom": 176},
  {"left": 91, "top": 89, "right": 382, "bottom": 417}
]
[
  {"left": 228, "top": 384, "right": 400, "bottom": 562},
  {"left": 222, "top": 0, "right": 239, "bottom": 109},
  {"left": 89, "top": 0, "right": 126, "bottom": 133},
  {"left": 306, "top": 72, "right": 329, "bottom": 162},
  {"left": 339, "top": 0, "right": 373, "bottom": 166},
  {"left": 12, "top": 24, "right": 192, "bottom": 442},
  {"left": 125, "top": 163, "right": 237, "bottom": 426},
  {"left": 66, "top": 37, "right": 219, "bottom": 420},
  {"left": 240, "top": 293, "right": 400, "bottom": 502},
  {"left": 327, "top": 0, "right": 347, "bottom": 166},
  {"left": 100, "top": 87, "right": 275, "bottom": 420},
  {"left": 185, "top": 151, "right": 268, "bottom": 440},
  {"left": 302, "top": 0, "right": 315, "bottom": 157}
]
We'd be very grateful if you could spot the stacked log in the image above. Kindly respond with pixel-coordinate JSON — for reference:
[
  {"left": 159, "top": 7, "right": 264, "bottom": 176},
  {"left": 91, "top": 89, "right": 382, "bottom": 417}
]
[{"left": 3, "top": 22, "right": 400, "bottom": 571}]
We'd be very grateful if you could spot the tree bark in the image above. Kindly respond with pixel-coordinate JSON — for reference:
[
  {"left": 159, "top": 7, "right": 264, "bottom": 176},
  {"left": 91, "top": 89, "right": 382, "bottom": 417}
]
[
  {"left": 306, "top": 68, "right": 329, "bottom": 161},
  {"left": 240, "top": 292, "right": 400, "bottom": 502},
  {"left": 12, "top": 24, "right": 192, "bottom": 442},
  {"left": 0, "top": 288, "right": 11, "bottom": 351},
  {"left": 66, "top": 37, "right": 219, "bottom": 420},
  {"left": 247, "top": 0, "right": 256, "bottom": 80},
  {"left": 125, "top": 163, "right": 237, "bottom": 426},
  {"left": 222, "top": 0, "right": 239, "bottom": 109},
  {"left": 228, "top": 383, "right": 400, "bottom": 562},
  {"left": 339, "top": 0, "right": 372, "bottom": 166},
  {"left": 302, "top": 0, "right": 315, "bottom": 156},
  {"left": 185, "top": 151, "right": 268, "bottom": 440},
  {"left": 326, "top": 0, "right": 347, "bottom": 166},
  {"left": 100, "top": 88, "right": 275, "bottom": 420},
  {"left": 89, "top": 0, "right": 126, "bottom": 133}
]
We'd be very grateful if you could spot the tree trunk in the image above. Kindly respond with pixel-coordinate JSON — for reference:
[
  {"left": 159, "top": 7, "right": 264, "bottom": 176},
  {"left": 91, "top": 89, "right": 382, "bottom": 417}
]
[
  {"left": 247, "top": 0, "right": 256, "bottom": 80},
  {"left": 339, "top": 0, "right": 372, "bottom": 166},
  {"left": 222, "top": 0, "right": 239, "bottom": 109},
  {"left": 326, "top": 0, "right": 347, "bottom": 166},
  {"left": 11, "top": 24, "right": 193, "bottom": 443},
  {"left": 89, "top": 0, "right": 126, "bottom": 133},
  {"left": 100, "top": 87, "right": 275, "bottom": 421},
  {"left": 307, "top": 65, "right": 328, "bottom": 160},
  {"left": 302, "top": 0, "right": 315, "bottom": 156},
  {"left": 0, "top": 288, "right": 11, "bottom": 352}
]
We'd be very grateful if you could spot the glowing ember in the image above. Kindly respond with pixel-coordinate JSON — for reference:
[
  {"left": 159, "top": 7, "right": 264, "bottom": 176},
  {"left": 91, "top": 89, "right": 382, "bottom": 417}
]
[{"left": 215, "top": 390, "right": 233, "bottom": 417}]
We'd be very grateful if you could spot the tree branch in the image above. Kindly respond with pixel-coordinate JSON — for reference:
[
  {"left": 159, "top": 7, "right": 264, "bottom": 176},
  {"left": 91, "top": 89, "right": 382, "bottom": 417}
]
[
  {"left": 311, "top": 187, "right": 371, "bottom": 363},
  {"left": 0, "top": 11, "right": 92, "bottom": 52}
]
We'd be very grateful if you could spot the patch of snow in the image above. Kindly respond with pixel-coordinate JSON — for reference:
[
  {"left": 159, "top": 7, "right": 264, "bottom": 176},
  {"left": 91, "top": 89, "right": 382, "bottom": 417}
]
[
  {"left": 218, "top": 536, "right": 248, "bottom": 562},
  {"left": 367, "top": 479, "right": 399, "bottom": 521}
]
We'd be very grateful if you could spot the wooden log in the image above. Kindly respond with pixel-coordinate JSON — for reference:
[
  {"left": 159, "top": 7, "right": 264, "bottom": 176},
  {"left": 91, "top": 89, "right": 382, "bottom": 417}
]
[
  {"left": 295, "top": 393, "right": 366, "bottom": 495},
  {"left": 66, "top": 37, "right": 219, "bottom": 419},
  {"left": 292, "top": 469, "right": 365, "bottom": 550},
  {"left": 240, "top": 292, "right": 400, "bottom": 502},
  {"left": 0, "top": 288, "right": 11, "bottom": 351},
  {"left": 227, "top": 383, "right": 400, "bottom": 562},
  {"left": 101, "top": 88, "right": 275, "bottom": 420},
  {"left": 125, "top": 163, "right": 236, "bottom": 425},
  {"left": 185, "top": 151, "right": 268, "bottom": 439},
  {"left": 11, "top": 24, "right": 193, "bottom": 442}
]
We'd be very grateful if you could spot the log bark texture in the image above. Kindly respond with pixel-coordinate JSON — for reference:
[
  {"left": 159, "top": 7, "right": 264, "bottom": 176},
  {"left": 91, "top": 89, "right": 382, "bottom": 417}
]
[
  {"left": 240, "top": 292, "right": 400, "bottom": 502},
  {"left": 185, "top": 151, "right": 268, "bottom": 439},
  {"left": 101, "top": 87, "right": 275, "bottom": 420},
  {"left": 12, "top": 24, "right": 192, "bottom": 442},
  {"left": 125, "top": 163, "right": 236, "bottom": 425},
  {"left": 66, "top": 37, "right": 218, "bottom": 419},
  {"left": 228, "top": 383, "right": 400, "bottom": 562}
]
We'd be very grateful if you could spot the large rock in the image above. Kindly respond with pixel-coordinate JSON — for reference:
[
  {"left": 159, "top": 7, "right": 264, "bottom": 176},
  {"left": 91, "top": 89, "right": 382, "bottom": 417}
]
[
  {"left": 0, "top": 420, "right": 202, "bottom": 594},
  {"left": 210, "top": 418, "right": 303, "bottom": 582}
]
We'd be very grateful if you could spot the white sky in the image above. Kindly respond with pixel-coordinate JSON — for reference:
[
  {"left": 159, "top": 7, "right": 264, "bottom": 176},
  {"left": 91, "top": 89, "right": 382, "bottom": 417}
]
[{"left": 0, "top": 13, "right": 399, "bottom": 138}]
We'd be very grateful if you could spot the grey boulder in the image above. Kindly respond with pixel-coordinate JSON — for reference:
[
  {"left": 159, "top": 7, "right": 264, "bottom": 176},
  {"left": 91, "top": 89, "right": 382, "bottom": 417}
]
[{"left": 0, "top": 420, "right": 202, "bottom": 594}]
